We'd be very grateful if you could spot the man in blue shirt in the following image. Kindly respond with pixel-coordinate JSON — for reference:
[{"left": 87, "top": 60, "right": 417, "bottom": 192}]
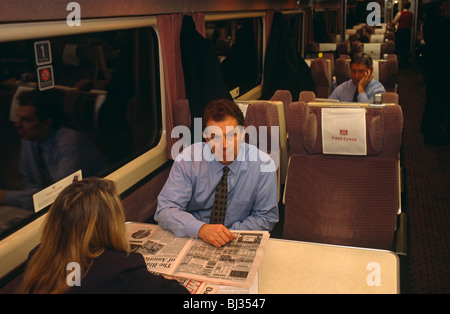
[
  {"left": 155, "top": 99, "right": 279, "bottom": 247},
  {"left": 329, "top": 53, "right": 386, "bottom": 103}
]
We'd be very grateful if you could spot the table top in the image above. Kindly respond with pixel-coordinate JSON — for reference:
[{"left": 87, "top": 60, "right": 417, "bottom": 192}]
[{"left": 259, "top": 238, "right": 399, "bottom": 294}]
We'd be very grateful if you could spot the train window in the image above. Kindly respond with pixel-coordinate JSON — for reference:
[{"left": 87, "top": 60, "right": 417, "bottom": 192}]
[
  {"left": 0, "top": 27, "right": 161, "bottom": 239},
  {"left": 205, "top": 17, "right": 263, "bottom": 97}
]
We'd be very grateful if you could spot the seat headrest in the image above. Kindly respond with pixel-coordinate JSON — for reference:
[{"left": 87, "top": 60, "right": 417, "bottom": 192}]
[
  {"left": 288, "top": 102, "right": 403, "bottom": 158},
  {"left": 271, "top": 90, "right": 292, "bottom": 106},
  {"left": 244, "top": 102, "right": 279, "bottom": 155},
  {"left": 299, "top": 91, "right": 316, "bottom": 103},
  {"left": 245, "top": 102, "right": 279, "bottom": 129},
  {"left": 310, "top": 58, "right": 329, "bottom": 86}
]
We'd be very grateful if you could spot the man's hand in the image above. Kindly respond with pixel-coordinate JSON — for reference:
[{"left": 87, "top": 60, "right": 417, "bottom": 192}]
[
  {"left": 358, "top": 70, "right": 373, "bottom": 94},
  {"left": 198, "top": 224, "right": 237, "bottom": 248}
]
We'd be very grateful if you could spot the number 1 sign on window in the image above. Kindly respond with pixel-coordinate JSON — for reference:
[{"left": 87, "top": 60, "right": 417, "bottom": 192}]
[
  {"left": 34, "top": 40, "right": 54, "bottom": 90},
  {"left": 34, "top": 40, "right": 52, "bottom": 66}
]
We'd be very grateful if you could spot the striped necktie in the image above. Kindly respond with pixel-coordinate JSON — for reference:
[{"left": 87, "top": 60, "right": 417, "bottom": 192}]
[
  {"left": 209, "top": 166, "right": 230, "bottom": 225},
  {"left": 36, "top": 145, "right": 52, "bottom": 187},
  {"left": 353, "top": 87, "right": 359, "bottom": 102}
]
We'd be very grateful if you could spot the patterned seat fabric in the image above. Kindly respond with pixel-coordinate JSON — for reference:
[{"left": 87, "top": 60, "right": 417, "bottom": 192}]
[
  {"left": 310, "top": 58, "right": 331, "bottom": 98},
  {"left": 283, "top": 101, "right": 403, "bottom": 250},
  {"left": 270, "top": 90, "right": 292, "bottom": 125},
  {"left": 335, "top": 58, "right": 351, "bottom": 87},
  {"left": 244, "top": 102, "right": 279, "bottom": 156},
  {"left": 379, "top": 58, "right": 399, "bottom": 93},
  {"left": 245, "top": 101, "right": 282, "bottom": 200}
]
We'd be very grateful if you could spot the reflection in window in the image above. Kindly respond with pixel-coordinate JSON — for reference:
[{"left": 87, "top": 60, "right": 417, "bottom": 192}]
[
  {"left": 206, "top": 17, "right": 263, "bottom": 97},
  {"left": 0, "top": 27, "right": 161, "bottom": 238}
]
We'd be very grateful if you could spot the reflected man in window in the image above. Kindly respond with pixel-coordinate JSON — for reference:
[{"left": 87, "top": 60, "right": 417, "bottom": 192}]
[{"left": 0, "top": 89, "right": 105, "bottom": 210}]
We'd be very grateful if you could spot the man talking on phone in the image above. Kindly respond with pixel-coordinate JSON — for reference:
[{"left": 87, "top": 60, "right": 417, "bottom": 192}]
[{"left": 329, "top": 53, "right": 386, "bottom": 103}]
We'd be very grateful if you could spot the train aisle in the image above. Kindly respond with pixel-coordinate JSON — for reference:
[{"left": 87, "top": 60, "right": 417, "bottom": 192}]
[{"left": 398, "top": 60, "right": 450, "bottom": 293}]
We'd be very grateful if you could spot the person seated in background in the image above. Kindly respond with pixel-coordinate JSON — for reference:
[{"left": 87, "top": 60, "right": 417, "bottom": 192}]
[
  {"left": 155, "top": 99, "right": 279, "bottom": 248},
  {"left": 0, "top": 89, "right": 105, "bottom": 210},
  {"left": 21, "top": 178, "right": 189, "bottom": 294},
  {"left": 329, "top": 53, "right": 386, "bottom": 103}
]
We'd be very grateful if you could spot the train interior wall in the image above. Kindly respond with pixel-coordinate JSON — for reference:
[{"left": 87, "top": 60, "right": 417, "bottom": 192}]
[{"left": 1, "top": 1, "right": 450, "bottom": 294}]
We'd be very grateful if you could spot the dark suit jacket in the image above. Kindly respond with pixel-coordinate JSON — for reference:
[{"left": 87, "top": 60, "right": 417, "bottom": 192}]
[
  {"left": 26, "top": 246, "right": 189, "bottom": 294},
  {"left": 67, "top": 249, "right": 189, "bottom": 294},
  {"left": 180, "top": 15, "right": 232, "bottom": 121},
  {"left": 262, "top": 11, "right": 316, "bottom": 101},
  {"left": 221, "top": 19, "right": 259, "bottom": 95}
]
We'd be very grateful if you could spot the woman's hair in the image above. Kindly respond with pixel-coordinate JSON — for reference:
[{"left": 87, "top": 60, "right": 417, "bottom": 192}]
[{"left": 21, "top": 178, "right": 130, "bottom": 294}]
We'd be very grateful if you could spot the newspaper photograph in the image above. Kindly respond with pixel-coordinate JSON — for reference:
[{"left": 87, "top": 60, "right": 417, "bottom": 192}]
[
  {"left": 175, "top": 231, "right": 268, "bottom": 288},
  {"left": 162, "top": 275, "right": 218, "bottom": 294},
  {"left": 126, "top": 222, "right": 269, "bottom": 288},
  {"left": 126, "top": 222, "right": 193, "bottom": 275}
]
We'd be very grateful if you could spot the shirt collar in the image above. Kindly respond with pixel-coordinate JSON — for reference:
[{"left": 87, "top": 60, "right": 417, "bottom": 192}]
[
  {"left": 37, "top": 128, "right": 58, "bottom": 151},
  {"left": 206, "top": 141, "right": 245, "bottom": 175}
]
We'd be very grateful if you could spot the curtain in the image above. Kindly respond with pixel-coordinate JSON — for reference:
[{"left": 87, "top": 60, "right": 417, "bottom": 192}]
[
  {"left": 180, "top": 13, "right": 232, "bottom": 144},
  {"left": 325, "top": 9, "right": 339, "bottom": 35},
  {"left": 157, "top": 13, "right": 205, "bottom": 159},
  {"left": 262, "top": 11, "right": 316, "bottom": 101},
  {"left": 266, "top": 10, "right": 275, "bottom": 43},
  {"left": 304, "top": 7, "right": 314, "bottom": 45}
]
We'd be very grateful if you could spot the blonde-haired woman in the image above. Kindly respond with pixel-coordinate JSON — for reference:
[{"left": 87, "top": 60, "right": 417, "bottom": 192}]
[{"left": 22, "top": 178, "right": 188, "bottom": 294}]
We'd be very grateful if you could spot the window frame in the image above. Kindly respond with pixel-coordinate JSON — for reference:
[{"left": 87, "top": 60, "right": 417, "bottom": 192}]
[
  {"left": 204, "top": 12, "right": 266, "bottom": 100},
  {"left": 0, "top": 16, "right": 167, "bottom": 279}
]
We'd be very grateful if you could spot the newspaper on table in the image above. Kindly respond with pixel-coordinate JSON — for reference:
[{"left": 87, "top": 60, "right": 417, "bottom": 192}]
[
  {"left": 126, "top": 222, "right": 268, "bottom": 289},
  {"left": 213, "top": 273, "right": 259, "bottom": 294},
  {"left": 161, "top": 275, "right": 218, "bottom": 294}
]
